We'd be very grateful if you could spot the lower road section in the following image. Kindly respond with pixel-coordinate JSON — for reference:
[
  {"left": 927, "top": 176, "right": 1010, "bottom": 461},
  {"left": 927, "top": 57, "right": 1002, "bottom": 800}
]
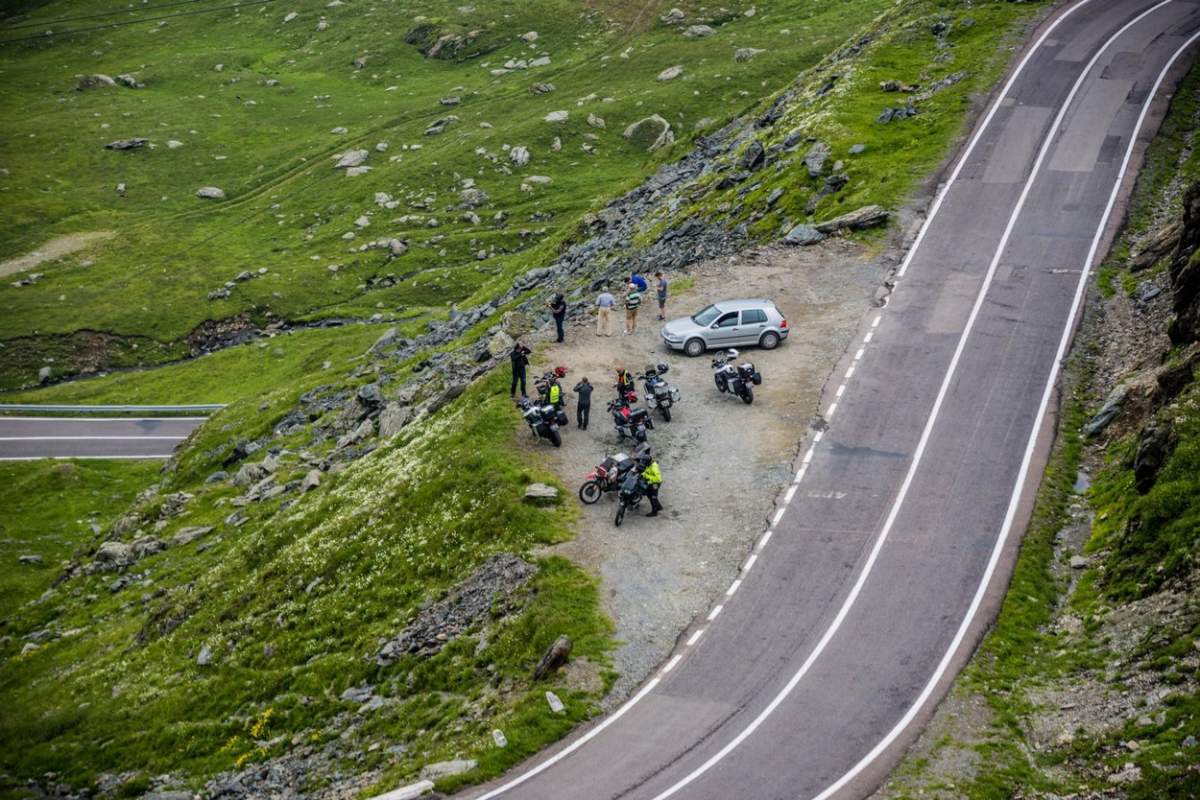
[{"left": 0, "top": 416, "right": 204, "bottom": 460}]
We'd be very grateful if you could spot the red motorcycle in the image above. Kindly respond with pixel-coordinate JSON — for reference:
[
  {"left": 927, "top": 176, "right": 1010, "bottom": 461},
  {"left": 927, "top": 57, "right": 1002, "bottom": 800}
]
[{"left": 579, "top": 443, "right": 648, "bottom": 504}]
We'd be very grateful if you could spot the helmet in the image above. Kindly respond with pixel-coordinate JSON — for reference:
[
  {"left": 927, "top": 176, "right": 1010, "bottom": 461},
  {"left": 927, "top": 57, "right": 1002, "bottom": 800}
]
[
  {"left": 553, "top": 366, "right": 568, "bottom": 379},
  {"left": 656, "top": 362, "right": 669, "bottom": 374},
  {"left": 726, "top": 348, "right": 739, "bottom": 359}
]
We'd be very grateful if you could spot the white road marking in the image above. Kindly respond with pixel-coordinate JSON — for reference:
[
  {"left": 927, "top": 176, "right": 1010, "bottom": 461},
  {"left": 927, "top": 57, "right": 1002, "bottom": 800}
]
[
  {"left": 863, "top": 331, "right": 874, "bottom": 344},
  {"left": 802, "top": 448, "right": 814, "bottom": 464},
  {"left": 813, "top": 431, "right": 824, "bottom": 443},
  {"left": 793, "top": 465, "right": 808, "bottom": 484},
  {"left": 771, "top": 507, "right": 785, "bottom": 525},
  {"left": 686, "top": 630, "right": 704, "bottom": 647},
  {"left": 742, "top": 553, "right": 757, "bottom": 572},
  {"left": 647, "top": 3, "right": 1161, "bottom": 798},
  {"left": 784, "top": 485, "right": 798, "bottom": 504},
  {"left": 663, "top": 655, "right": 683, "bottom": 673},
  {"left": 854, "top": 348, "right": 865, "bottom": 360},
  {"left": 872, "top": 315, "right": 882, "bottom": 328},
  {"left": 707, "top": 605, "right": 724, "bottom": 622},
  {"left": 726, "top": 579, "right": 742, "bottom": 597},
  {"left": 845, "top": 365, "right": 856, "bottom": 379},
  {"left": 470, "top": 677, "right": 662, "bottom": 800},
  {"left": 812, "top": 21, "right": 1200, "bottom": 800},
  {"left": 756, "top": 530, "right": 773, "bottom": 549},
  {"left": 825, "top": 402, "right": 838, "bottom": 418},
  {"left": 835, "top": 384, "right": 845, "bottom": 398}
]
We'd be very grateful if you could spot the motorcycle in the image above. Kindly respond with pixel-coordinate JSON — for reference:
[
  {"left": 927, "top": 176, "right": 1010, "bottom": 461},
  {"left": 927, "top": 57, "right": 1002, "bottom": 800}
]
[
  {"left": 712, "top": 348, "right": 761, "bottom": 405},
  {"left": 579, "top": 443, "right": 649, "bottom": 504},
  {"left": 614, "top": 468, "right": 648, "bottom": 527},
  {"left": 639, "top": 363, "right": 680, "bottom": 422},
  {"left": 518, "top": 397, "right": 566, "bottom": 447},
  {"left": 607, "top": 396, "right": 654, "bottom": 443}
]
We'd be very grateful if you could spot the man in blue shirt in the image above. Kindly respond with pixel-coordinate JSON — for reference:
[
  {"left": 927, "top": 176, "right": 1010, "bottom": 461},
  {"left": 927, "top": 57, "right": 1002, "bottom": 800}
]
[
  {"left": 630, "top": 272, "right": 648, "bottom": 292},
  {"left": 595, "top": 286, "right": 616, "bottom": 337}
]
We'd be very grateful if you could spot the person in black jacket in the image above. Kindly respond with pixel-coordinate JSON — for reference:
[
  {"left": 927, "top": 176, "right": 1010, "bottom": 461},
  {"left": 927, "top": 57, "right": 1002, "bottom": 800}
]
[
  {"left": 549, "top": 292, "right": 567, "bottom": 343},
  {"left": 573, "top": 377, "right": 593, "bottom": 430},
  {"left": 510, "top": 342, "right": 531, "bottom": 398}
]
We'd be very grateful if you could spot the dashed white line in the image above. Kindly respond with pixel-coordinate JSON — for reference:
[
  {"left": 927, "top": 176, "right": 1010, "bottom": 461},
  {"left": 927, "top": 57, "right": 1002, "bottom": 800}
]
[
  {"left": 801, "top": 448, "right": 814, "bottom": 464},
  {"left": 854, "top": 348, "right": 865, "bottom": 361},
  {"left": 825, "top": 402, "right": 838, "bottom": 419},
  {"left": 784, "top": 485, "right": 798, "bottom": 504},
  {"left": 707, "top": 605, "right": 724, "bottom": 622},
  {"left": 845, "top": 365, "right": 856, "bottom": 379},
  {"left": 863, "top": 331, "right": 874, "bottom": 344},
  {"left": 835, "top": 384, "right": 845, "bottom": 398},
  {"left": 813, "top": 430, "right": 824, "bottom": 443},
  {"left": 757, "top": 530, "right": 773, "bottom": 549},
  {"left": 686, "top": 630, "right": 704, "bottom": 647},
  {"left": 871, "top": 315, "right": 882, "bottom": 328},
  {"left": 663, "top": 655, "right": 683, "bottom": 673},
  {"left": 793, "top": 465, "right": 808, "bottom": 484},
  {"left": 726, "top": 579, "right": 743, "bottom": 597},
  {"left": 742, "top": 553, "right": 758, "bottom": 573},
  {"left": 771, "top": 507, "right": 786, "bottom": 525}
]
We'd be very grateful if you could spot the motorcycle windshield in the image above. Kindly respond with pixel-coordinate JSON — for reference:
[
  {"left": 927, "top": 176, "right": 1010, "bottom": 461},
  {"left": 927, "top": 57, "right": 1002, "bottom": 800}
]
[{"left": 621, "top": 472, "right": 640, "bottom": 492}]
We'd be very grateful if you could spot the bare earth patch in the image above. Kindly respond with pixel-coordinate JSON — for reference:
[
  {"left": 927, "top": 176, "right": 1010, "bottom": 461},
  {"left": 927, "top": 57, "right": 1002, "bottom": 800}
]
[
  {"left": 0, "top": 231, "right": 113, "bottom": 278},
  {"left": 522, "top": 239, "right": 884, "bottom": 703}
]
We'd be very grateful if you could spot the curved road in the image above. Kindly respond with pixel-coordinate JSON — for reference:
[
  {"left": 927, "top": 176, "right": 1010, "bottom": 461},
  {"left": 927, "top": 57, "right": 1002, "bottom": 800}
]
[
  {"left": 0, "top": 416, "right": 204, "bottom": 460},
  {"left": 453, "top": 2, "right": 1200, "bottom": 799}
]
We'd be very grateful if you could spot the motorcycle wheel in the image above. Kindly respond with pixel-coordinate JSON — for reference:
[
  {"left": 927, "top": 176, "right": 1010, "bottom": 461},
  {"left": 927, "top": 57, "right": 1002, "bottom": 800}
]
[
  {"left": 741, "top": 385, "right": 754, "bottom": 405},
  {"left": 715, "top": 373, "right": 727, "bottom": 393},
  {"left": 579, "top": 481, "right": 602, "bottom": 504},
  {"left": 549, "top": 429, "right": 563, "bottom": 447},
  {"left": 615, "top": 502, "right": 626, "bottom": 527},
  {"left": 661, "top": 404, "right": 672, "bottom": 422}
]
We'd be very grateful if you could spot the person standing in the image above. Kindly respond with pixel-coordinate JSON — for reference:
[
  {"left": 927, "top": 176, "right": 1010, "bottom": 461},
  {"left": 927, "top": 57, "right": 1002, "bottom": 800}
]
[
  {"left": 573, "top": 377, "right": 593, "bottom": 430},
  {"left": 655, "top": 272, "right": 669, "bottom": 321},
  {"left": 624, "top": 282, "right": 643, "bottom": 335},
  {"left": 510, "top": 342, "right": 531, "bottom": 398},
  {"left": 639, "top": 454, "right": 663, "bottom": 517},
  {"left": 549, "top": 292, "right": 567, "bottom": 343},
  {"left": 595, "top": 287, "right": 615, "bottom": 336}
]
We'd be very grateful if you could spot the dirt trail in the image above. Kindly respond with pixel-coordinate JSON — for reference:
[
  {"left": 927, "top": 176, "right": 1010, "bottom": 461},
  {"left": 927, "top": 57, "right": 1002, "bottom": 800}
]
[
  {"left": 0, "top": 231, "right": 113, "bottom": 278},
  {"left": 520, "top": 239, "right": 884, "bottom": 703}
]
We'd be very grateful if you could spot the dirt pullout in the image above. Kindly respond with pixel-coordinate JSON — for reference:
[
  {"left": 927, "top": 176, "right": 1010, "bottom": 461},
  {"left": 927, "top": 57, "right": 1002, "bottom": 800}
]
[
  {"left": 0, "top": 231, "right": 113, "bottom": 278},
  {"left": 521, "top": 239, "right": 883, "bottom": 703}
]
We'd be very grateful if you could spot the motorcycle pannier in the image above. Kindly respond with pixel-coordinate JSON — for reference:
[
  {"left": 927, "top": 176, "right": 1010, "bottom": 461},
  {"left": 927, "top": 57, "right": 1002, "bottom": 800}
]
[
  {"left": 557, "top": 410, "right": 569, "bottom": 426},
  {"left": 752, "top": 372, "right": 763, "bottom": 385}
]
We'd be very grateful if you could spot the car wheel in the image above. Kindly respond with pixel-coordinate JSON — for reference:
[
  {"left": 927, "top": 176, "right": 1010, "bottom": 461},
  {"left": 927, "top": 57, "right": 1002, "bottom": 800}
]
[
  {"left": 684, "top": 338, "right": 706, "bottom": 357},
  {"left": 759, "top": 331, "right": 780, "bottom": 350}
]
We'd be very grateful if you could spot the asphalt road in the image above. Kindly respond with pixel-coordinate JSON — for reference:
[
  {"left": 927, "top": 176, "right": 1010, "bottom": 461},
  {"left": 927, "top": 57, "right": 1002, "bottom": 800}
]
[
  {"left": 454, "top": 2, "right": 1200, "bottom": 799},
  {"left": 0, "top": 416, "right": 204, "bottom": 460}
]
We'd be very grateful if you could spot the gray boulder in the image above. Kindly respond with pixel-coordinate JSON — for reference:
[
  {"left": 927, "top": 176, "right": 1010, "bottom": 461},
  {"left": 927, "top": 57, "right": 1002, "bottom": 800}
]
[
  {"left": 623, "top": 115, "right": 674, "bottom": 151},
  {"left": 197, "top": 645, "right": 213, "bottom": 666},
  {"left": 171, "top": 526, "right": 214, "bottom": 546},
  {"left": 524, "top": 483, "right": 558, "bottom": 503},
  {"left": 94, "top": 541, "right": 136, "bottom": 571},
  {"left": 379, "top": 404, "right": 413, "bottom": 438},
  {"left": 105, "top": 138, "right": 149, "bottom": 151},
  {"left": 419, "top": 760, "right": 477, "bottom": 780},
  {"left": 335, "top": 149, "right": 368, "bottom": 168},
  {"left": 783, "top": 224, "right": 824, "bottom": 246},
  {"left": 1083, "top": 385, "right": 1128, "bottom": 437},
  {"left": 18, "top": 554, "right": 44, "bottom": 566},
  {"left": 115, "top": 73, "right": 144, "bottom": 89},
  {"left": 195, "top": 186, "right": 226, "bottom": 200},
  {"left": 734, "top": 48, "right": 765, "bottom": 63},
  {"left": 814, "top": 205, "right": 888, "bottom": 233},
  {"left": 77, "top": 74, "right": 116, "bottom": 90},
  {"left": 741, "top": 141, "right": 765, "bottom": 171},
  {"left": 302, "top": 469, "right": 322, "bottom": 492},
  {"left": 233, "top": 461, "right": 271, "bottom": 487},
  {"left": 803, "top": 141, "right": 830, "bottom": 177},
  {"left": 682, "top": 24, "right": 715, "bottom": 37},
  {"left": 656, "top": 65, "right": 684, "bottom": 81}
]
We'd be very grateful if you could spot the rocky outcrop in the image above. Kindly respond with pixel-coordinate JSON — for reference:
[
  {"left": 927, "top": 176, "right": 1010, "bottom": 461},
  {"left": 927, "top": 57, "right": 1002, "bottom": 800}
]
[
  {"left": 1168, "top": 180, "right": 1200, "bottom": 345},
  {"left": 376, "top": 554, "right": 536, "bottom": 664}
]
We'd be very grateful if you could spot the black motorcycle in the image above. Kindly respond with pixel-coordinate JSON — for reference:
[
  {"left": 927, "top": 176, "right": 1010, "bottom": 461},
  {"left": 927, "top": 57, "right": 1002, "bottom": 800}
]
[
  {"left": 639, "top": 363, "right": 680, "bottom": 422},
  {"left": 534, "top": 366, "right": 568, "bottom": 412},
  {"left": 614, "top": 469, "right": 648, "bottom": 527},
  {"left": 711, "top": 348, "right": 760, "bottom": 405},
  {"left": 607, "top": 397, "right": 654, "bottom": 443},
  {"left": 519, "top": 397, "right": 566, "bottom": 447}
]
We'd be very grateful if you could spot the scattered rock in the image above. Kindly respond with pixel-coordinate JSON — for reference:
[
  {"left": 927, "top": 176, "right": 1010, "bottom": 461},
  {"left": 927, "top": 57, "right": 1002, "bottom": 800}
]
[
  {"left": 813, "top": 205, "right": 888, "bottom": 233},
  {"left": 524, "top": 483, "right": 558, "bottom": 502},
  {"left": 167, "top": 140, "right": 184, "bottom": 149},
  {"left": 545, "top": 690, "right": 566, "bottom": 713},
  {"left": 533, "top": 634, "right": 572, "bottom": 679},
  {"left": 440, "top": 96, "right": 461, "bottom": 106},
  {"left": 740, "top": 140, "right": 765, "bottom": 171},
  {"left": 803, "top": 141, "right": 830, "bottom": 177},
  {"left": 520, "top": 31, "right": 538, "bottom": 42},
  {"left": 372, "top": 781, "right": 434, "bottom": 800},
  {"left": 510, "top": 146, "right": 530, "bottom": 166},
  {"left": 419, "top": 760, "right": 477, "bottom": 781},
  {"left": 171, "top": 526, "right": 213, "bottom": 546},
  {"left": 335, "top": 149, "right": 369, "bottom": 169},
  {"left": 1083, "top": 385, "right": 1128, "bottom": 436},
  {"left": 544, "top": 110, "right": 568, "bottom": 123},
  {"left": 424, "top": 117, "right": 456, "bottom": 135},
  {"left": 623, "top": 115, "right": 674, "bottom": 151},
  {"left": 1069, "top": 555, "right": 1089, "bottom": 570},
  {"left": 849, "top": 143, "right": 867, "bottom": 154},
  {"left": 530, "top": 82, "right": 555, "bottom": 95},
  {"left": 302, "top": 469, "right": 322, "bottom": 492},
  {"left": 197, "top": 645, "right": 214, "bottom": 666},
  {"left": 656, "top": 65, "right": 684, "bottom": 82},
  {"left": 877, "top": 103, "right": 917, "bottom": 124},
  {"left": 492, "top": 729, "right": 508, "bottom": 748},
  {"left": 783, "top": 224, "right": 824, "bottom": 246},
  {"left": 77, "top": 74, "right": 117, "bottom": 90},
  {"left": 378, "top": 404, "right": 413, "bottom": 438},
  {"left": 195, "top": 186, "right": 226, "bottom": 200},
  {"left": 18, "top": 554, "right": 44, "bottom": 566},
  {"left": 1133, "top": 424, "right": 1175, "bottom": 494},
  {"left": 114, "top": 73, "right": 144, "bottom": 89},
  {"left": 683, "top": 24, "right": 715, "bottom": 37},
  {"left": 661, "top": 8, "right": 685, "bottom": 24},
  {"left": 38, "top": 366, "right": 52, "bottom": 383},
  {"left": 587, "top": 113, "right": 606, "bottom": 129},
  {"left": 734, "top": 48, "right": 765, "bottom": 63}
]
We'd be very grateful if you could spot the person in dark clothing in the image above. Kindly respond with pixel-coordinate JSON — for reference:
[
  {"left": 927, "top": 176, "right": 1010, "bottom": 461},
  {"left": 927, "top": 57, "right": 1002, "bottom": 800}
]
[
  {"left": 549, "top": 292, "right": 567, "bottom": 343},
  {"left": 510, "top": 342, "right": 531, "bottom": 398},
  {"left": 615, "top": 367, "right": 635, "bottom": 401},
  {"left": 573, "top": 377, "right": 593, "bottom": 430}
]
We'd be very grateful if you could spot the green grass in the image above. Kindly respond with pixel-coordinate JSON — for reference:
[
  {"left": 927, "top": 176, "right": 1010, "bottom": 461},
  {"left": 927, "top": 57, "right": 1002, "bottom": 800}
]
[
  {"left": 0, "top": 459, "right": 160, "bottom": 618},
  {"left": 0, "top": 369, "right": 614, "bottom": 796},
  {"left": 4, "top": 322, "right": 387, "bottom": 402}
]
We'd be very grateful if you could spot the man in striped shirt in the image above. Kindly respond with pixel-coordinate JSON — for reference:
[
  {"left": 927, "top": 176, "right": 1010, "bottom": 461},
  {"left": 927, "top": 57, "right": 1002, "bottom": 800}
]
[{"left": 624, "top": 282, "right": 643, "bottom": 335}]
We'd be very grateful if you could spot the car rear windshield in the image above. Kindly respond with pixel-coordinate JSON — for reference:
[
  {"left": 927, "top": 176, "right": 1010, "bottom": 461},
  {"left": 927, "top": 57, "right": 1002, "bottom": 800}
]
[{"left": 691, "top": 305, "right": 721, "bottom": 326}]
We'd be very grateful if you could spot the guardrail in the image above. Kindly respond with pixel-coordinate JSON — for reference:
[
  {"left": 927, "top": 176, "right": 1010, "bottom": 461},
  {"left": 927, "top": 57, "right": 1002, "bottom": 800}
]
[{"left": 0, "top": 404, "right": 226, "bottom": 414}]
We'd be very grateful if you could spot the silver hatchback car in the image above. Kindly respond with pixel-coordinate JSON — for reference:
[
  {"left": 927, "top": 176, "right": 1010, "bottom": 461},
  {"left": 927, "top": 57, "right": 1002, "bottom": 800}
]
[{"left": 661, "top": 298, "right": 789, "bottom": 357}]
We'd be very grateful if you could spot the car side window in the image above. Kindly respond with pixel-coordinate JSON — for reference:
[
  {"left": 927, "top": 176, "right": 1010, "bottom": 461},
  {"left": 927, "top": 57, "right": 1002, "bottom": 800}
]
[
  {"left": 715, "top": 312, "right": 739, "bottom": 328},
  {"left": 742, "top": 309, "right": 767, "bottom": 324}
]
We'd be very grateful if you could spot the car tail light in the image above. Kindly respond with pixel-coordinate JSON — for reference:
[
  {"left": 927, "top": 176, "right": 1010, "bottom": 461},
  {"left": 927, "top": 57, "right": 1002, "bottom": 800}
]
[{"left": 780, "top": 319, "right": 788, "bottom": 329}]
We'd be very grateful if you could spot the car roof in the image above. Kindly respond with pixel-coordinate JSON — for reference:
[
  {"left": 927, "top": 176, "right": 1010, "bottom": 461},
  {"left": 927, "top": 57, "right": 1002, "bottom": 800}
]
[{"left": 713, "top": 298, "right": 776, "bottom": 311}]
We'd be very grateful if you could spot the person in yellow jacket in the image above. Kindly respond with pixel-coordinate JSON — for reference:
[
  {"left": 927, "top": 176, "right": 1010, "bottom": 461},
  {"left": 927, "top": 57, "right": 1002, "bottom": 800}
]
[{"left": 639, "top": 456, "right": 663, "bottom": 517}]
